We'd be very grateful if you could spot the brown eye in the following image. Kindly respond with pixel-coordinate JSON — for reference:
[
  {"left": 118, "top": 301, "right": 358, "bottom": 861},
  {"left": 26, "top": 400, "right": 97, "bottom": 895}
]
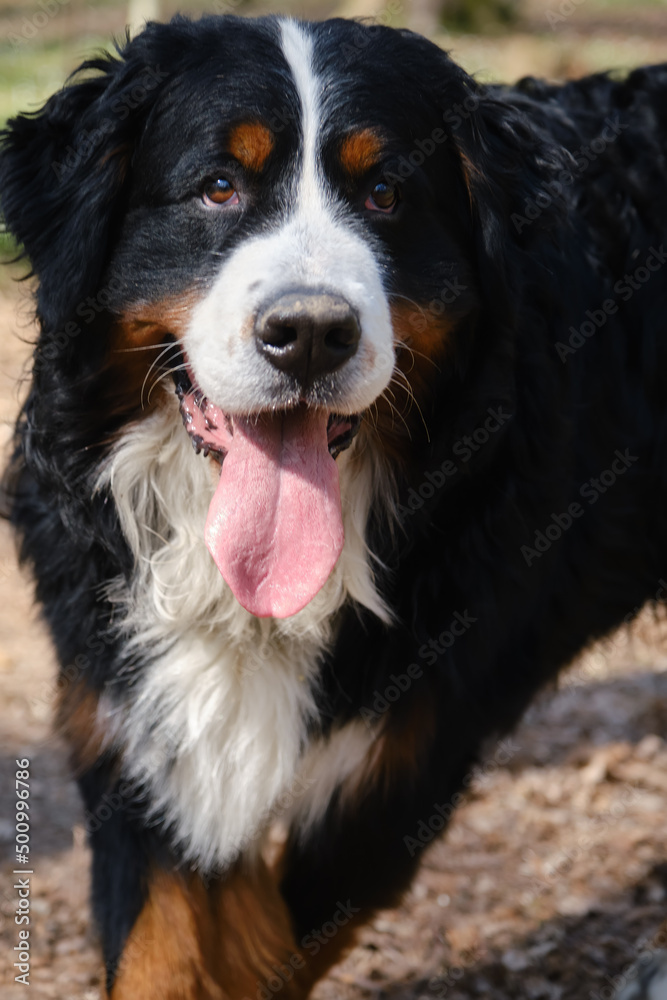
[
  {"left": 203, "top": 177, "right": 239, "bottom": 206},
  {"left": 365, "top": 181, "right": 398, "bottom": 213}
]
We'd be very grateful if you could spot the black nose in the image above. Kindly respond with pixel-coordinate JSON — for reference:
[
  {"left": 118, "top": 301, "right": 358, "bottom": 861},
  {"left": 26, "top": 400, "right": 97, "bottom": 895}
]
[{"left": 255, "top": 291, "right": 360, "bottom": 385}]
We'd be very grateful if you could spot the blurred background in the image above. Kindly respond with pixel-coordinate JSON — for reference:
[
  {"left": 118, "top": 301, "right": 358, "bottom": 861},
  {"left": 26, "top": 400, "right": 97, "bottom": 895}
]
[
  {"left": 1, "top": 0, "right": 667, "bottom": 131},
  {"left": 1, "top": 3, "right": 667, "bottom": 999},
  {"left": 1, "top": 0, "right": 665, "bottom": 257}
]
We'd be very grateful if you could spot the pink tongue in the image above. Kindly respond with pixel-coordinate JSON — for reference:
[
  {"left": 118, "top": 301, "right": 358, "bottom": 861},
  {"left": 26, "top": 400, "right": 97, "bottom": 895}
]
[{"left": 204, "top": 408, "right": 344, "bottom": 618}]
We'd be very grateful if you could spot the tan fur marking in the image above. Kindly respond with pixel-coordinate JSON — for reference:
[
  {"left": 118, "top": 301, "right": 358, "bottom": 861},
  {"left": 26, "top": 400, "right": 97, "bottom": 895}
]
[
  {"left": 99, "top": 143, "right": 132, "bottom": 185},
  {"left": 228, "top": 122, "right": 275, "bottom": 173},
  {"left": 109, "top": 869, "right": 224, "bottom": 1000},
  {"left": 365, "top": 301, "right": 453, "bottom": 465},
  {"left": 293, "top": 918, "right": 366, "bottom": 995},
  {"left": 390, "top": 299, "right": 455, "bottom": 366},
  {"left": 458, "top": 150, "right": 482, "bottom": 207},
  {"left": 339, "top": 129, "right": 384, "bottom": 176},
  {"left": 370, "top": 693, "right": 437, "bottom": 794},
  {"left": 114, "top": 292, "right": 202, "bottom": 350},
  {"left": 57, "top": 684, "right": 106, "bottom": 774},
  {"left": 109, "top": 862, "right": 310, "bottom": 1000},
  {"left": 101, "top": 293, "right": 202, "bottom": 420}
]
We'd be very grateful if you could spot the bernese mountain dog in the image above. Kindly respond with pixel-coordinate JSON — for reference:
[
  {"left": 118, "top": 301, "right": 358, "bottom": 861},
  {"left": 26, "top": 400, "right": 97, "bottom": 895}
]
[{"left": 1, "top": 13, "right": 666, "bottom": 999}]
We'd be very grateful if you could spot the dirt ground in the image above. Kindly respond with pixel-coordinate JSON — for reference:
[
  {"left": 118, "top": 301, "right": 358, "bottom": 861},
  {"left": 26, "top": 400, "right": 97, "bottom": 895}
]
[{"left": 0, "top": 265, "right": 666, "bottom": 1000}]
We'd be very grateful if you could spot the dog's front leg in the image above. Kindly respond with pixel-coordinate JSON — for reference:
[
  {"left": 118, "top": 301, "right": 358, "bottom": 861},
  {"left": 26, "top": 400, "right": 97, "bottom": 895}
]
[{"left": 106, "top": 857, "right": 306, "bottom": 1000}]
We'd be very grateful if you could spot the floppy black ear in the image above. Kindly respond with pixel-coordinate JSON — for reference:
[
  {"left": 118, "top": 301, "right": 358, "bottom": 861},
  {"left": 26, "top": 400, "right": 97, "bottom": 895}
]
[
  {"left": 0, "top": 29, "right": 170, "bottom": 331},
  {"left": 441, "top": 70, "right": 574, "bottom": 312}
]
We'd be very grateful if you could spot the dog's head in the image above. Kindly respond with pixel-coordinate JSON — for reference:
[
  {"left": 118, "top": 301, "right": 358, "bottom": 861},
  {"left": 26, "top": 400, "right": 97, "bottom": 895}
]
[{"left": 0, "top": 15, "right": 566, "bottom": 618}]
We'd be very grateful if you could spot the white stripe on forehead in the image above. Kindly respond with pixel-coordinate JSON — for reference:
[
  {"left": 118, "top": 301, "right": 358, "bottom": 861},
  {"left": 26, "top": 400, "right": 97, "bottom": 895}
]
[
  {"left": 182, "top": 18, "right": 395, "bottom": 423},
  {"left": 279, "top": 19, "right": 324, "bottom": 207}
]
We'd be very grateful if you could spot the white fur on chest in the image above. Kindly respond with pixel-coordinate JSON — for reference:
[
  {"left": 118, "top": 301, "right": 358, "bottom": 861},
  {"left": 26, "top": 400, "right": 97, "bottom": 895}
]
[{"left": 97, "top": 397, "right": 389, "bottom": 870}]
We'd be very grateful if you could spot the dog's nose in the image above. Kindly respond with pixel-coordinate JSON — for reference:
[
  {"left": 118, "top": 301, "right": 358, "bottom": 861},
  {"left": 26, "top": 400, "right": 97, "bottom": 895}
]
[{"left": 255, "top": 291, "right": 360, "bottom": 385}]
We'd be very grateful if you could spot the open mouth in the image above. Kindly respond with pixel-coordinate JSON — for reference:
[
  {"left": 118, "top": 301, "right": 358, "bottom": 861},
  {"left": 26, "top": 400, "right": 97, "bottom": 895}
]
[
  {"left": 170, "top": 352, "right": 359, "bottom": 619},
  {"left": 173, "top": 360, "right": 361, "bottom": 461}
]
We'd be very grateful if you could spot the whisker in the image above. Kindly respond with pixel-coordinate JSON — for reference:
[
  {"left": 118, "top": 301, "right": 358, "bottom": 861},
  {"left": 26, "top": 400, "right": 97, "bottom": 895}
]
[
  {"left": 389, "top": 372, "right": 430, "bottom": 442},
  {"left": 395, "top": 339, "right": 442, "bottom": 374},
  {"left": 390, "top": 367, "right": 418, "bottom": 404},
  {"left": 379, "top": 389, "right": 412, "bottom": 439},
  {"left": 141, "top": 343, "right": 184, "bottom": 409},
  {"left": 388, "top": 291, "right": 427, "bottom": 319},
  {"left": 146, "top": 362, "right": 189, "bottom": 404},
  {"left": 365, "top": 401, "right": 380, "bottom": 435},
  {"left": 114, "top": 341, "right": 181, "bottom": 354}
]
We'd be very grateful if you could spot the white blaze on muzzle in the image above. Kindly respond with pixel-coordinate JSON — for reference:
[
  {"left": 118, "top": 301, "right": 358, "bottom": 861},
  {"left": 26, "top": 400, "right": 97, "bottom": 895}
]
[{"left": 181, "top": 19, "right": 395, "bottom": 617}]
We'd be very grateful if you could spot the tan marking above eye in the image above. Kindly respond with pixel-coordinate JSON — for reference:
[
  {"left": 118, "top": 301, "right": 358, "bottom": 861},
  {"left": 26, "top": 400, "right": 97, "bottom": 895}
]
[
  {"left": 339, "top": 129, "right": 384, "bottom": 177},
  {"left": 228, "top": 121, "right": 275, "bottom": 172}
]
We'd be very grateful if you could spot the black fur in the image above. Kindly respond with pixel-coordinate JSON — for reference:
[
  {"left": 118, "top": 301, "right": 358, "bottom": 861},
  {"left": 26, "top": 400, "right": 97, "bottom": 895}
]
[{"left": 1, "top": 14, "right": 666, "bottom": 996}]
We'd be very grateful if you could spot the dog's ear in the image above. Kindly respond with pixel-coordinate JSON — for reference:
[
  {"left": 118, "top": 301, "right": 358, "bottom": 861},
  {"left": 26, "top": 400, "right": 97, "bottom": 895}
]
[
  {"left": 0, "top": 30, "right": 170, "bottom": 331},
  {"left": 442, "top": 72, "right": 572, "bottom": 312}
]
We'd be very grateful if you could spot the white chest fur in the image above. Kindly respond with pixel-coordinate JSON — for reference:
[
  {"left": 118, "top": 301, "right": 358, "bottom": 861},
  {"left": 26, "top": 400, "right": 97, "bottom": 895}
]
[{"left": 97, "top": 398, "right": 389, "bottom": 870}]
